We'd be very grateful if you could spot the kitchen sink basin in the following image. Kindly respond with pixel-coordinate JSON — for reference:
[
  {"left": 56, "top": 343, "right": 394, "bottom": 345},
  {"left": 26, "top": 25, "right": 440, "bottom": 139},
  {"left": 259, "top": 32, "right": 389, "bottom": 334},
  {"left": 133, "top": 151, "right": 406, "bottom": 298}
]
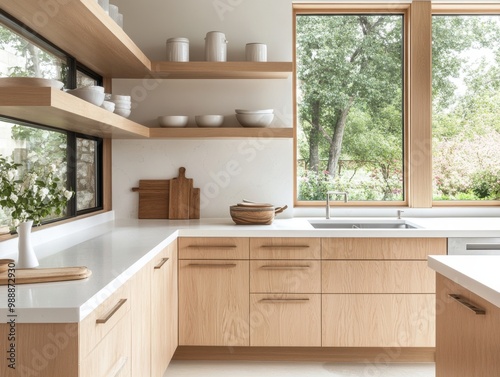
[{"left": 308, "top": 220, "right": 421, "bottom": 229}]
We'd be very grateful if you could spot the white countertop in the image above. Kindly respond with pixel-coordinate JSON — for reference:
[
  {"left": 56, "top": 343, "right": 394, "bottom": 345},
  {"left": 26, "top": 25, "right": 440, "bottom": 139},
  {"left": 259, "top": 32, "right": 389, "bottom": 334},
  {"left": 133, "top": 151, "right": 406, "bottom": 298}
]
[
  {"left": 1, "top": 215, "right": 500, "bottom": 323},
  {"left": 428, "top": 255, "right": 500, "bottom": 309}
]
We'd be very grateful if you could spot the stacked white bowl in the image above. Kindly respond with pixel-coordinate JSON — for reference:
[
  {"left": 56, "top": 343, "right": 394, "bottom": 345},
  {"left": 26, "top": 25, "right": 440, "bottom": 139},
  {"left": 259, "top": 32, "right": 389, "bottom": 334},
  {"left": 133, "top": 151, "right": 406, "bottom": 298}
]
[
  {"left": 107, "top": 94, "right": 131, "bottom": 118},
  {"left": 67, "top": 86, "right": 105, "bottom": 106},
  {"left": 235, "top": 109, "right": 274, "bottom": 127}
]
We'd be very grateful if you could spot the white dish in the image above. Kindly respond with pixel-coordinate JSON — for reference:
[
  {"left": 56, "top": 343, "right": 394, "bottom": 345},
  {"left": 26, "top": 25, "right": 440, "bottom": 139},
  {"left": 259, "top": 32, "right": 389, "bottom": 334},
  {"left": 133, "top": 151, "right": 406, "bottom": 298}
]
[
  {"left": 235, "top": 109, "right": 274, "bottom": 114},
  {"left": 110, "top": 94, "right": 131, "bottom": 101},
  {"left": 67, "top": 88, "right": 105, "bottom": 106},
  {"left": 72, "top": 85, "right": 105, "bottom": 92},
  {"left": 236, "top": 113, "right": 274, "bottom": 127},
  {"left": 158, "top": 115, "right": 188, "bottom": 128},
  {"left": 0, "top": 77, "right": 64, "bottom": 90},
  {"left": 114, "top": 108, "right": 131, "bottom": 118},
  {"left": 100, "top": 100, "right": 115, "bottom": 112},
  {"left": 195, "top": 115, "right": 224, "bottom": 127}
]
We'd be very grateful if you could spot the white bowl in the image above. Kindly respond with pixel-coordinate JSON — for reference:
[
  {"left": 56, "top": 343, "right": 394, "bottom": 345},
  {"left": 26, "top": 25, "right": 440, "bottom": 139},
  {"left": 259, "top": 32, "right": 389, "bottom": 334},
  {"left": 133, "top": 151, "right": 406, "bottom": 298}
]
[
  {"left": 67, "top": 88, "right": 105, "bottom": 106},
  {"left": 111, "top": 94, "right": 131, "bottom": 101},
  {"left": 72, "top": 85, "right": 105, "bottom": 92},
  {"left": 235, "top": 109, "right": 274, "bottom": 114},
  {"left": 111, "top": 99, "right": 131, "bottom": 108},
  {"left": 158, "top": 115, "right": 189, "bottom": 127},
  {"left": 114, "top": 108, "right": 131, "bottom": 118},
  {"left": 0, "top": 77, "right": 64, "bottom": 90},
  {"left": 100, "top": 100, "right": 115, "bottom": 112},
  {"left": 195, "top": 115, "right": 224, "bottom": 127},
  {"left": 236, "top": 113, "right": 274, "bottom": 127}
]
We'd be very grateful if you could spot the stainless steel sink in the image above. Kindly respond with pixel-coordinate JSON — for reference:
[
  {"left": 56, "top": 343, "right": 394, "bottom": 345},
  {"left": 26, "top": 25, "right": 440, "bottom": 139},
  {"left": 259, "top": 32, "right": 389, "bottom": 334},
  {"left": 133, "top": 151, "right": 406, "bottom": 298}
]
[{"left": 308, "top": 220, "right": 420, "bottom": 229}]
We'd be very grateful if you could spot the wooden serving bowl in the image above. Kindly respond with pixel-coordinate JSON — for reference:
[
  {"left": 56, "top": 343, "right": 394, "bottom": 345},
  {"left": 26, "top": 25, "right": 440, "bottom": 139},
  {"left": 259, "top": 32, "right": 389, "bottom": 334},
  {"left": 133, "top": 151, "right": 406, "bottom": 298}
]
[{"left": 230, "top": 205, "right": 287, "bottom": 225}]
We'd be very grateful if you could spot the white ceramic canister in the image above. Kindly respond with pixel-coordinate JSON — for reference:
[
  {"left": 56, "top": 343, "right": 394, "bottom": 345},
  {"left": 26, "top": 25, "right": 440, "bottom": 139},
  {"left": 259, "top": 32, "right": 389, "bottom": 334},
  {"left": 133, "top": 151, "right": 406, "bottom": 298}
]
[
  {"left": 166, "top": 38, "right": 189, "bottom": 62},
  {"left": 245, "top": 43, "right": 267, "bottom": 62},
  {"left": 205, "top": 31, "right": 228, "bottom": 62}
]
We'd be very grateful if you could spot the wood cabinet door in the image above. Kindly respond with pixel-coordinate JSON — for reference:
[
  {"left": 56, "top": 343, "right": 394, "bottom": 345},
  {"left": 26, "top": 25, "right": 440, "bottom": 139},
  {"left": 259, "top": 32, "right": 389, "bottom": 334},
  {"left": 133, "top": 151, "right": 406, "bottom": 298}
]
[
  {"left": 322, "top": 294, "right": 435, "bottom": 347},
  {"left": 250, "top": 294, "right": 321, "bottom": 346},
  {"left": 151, "top": 242, "right": 178, "bottom": 377},
  {"left": 436, "top": 274, "right": 500, "bottom": 377},
  {"left": 179, "top": 259, "right": 249, "bottom": 346}
]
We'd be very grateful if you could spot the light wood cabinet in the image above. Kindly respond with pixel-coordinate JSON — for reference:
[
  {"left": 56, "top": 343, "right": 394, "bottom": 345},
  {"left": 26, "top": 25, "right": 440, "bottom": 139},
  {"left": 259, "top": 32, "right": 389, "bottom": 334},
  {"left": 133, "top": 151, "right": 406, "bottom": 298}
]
[
  {"left": 151, "top": 242, "right": 178, "bottom": 377},
  {"left": 322, "top": 238, "right": 446, "bottom": 348},
  {"left": 250, "top": 237, "right": 321, "bottom": 260},
  {"left": 436, "top": 274, "right": 500, "bottom": 377},
  {"left": 178, "top": 237, "right": 250, "bottom": 346}
]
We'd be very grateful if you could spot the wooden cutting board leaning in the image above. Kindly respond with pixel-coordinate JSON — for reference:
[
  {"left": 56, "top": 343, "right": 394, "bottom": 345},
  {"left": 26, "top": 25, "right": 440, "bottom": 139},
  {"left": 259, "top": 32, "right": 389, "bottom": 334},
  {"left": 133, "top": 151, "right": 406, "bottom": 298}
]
[
  {"left": 131, "top": 167, "right": 200, "bottom": 220},
  {"left": 0, "top": 266, "right": 92, "bottom": 285}
]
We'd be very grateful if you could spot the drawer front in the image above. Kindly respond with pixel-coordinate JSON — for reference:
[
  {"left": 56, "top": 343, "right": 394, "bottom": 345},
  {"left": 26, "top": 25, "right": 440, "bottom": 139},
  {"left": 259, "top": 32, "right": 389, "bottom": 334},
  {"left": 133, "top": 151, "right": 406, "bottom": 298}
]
[
  {"left": 178, "top": 237, "right": 249, "bottom": 259},
  {"left": 322, "top": 260, "right": 436, "bottom": 293},
  {"left": 79, "top": 282, "right": 131, "bottom": 359},
  {"left": 250, "top": 260, "right": 321, "bottom": 293},
  {"left": 80, "top": 310, "right": 131, "bottom": 377},
  {"left": 322, "top": 238, "right": 447, "bottom": 260},
  {"left": 322, "top": 294, "right": 435, "bottom": 347},
  {"left": 250, "top": 238, "right": 321, "bottom": 259},
  {"left": 250, "top": 294, "right": 321, "bottom": 347}
]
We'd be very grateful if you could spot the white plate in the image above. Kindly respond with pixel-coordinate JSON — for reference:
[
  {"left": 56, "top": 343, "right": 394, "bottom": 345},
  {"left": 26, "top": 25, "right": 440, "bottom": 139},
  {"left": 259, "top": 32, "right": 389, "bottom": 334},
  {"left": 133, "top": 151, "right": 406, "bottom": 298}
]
[
  {"left": 235, "top": 109, "right": 274, "bottom": 114},
  {"left": 0, "top": 77, "right": 64, "bottom": 90}
]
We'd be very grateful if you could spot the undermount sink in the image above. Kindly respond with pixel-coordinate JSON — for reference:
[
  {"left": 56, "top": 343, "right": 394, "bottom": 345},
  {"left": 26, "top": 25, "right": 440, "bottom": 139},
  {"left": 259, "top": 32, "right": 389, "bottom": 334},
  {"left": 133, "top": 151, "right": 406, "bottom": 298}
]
[{"left": 308, "top": 219, "right": 421, "bottom": 229}]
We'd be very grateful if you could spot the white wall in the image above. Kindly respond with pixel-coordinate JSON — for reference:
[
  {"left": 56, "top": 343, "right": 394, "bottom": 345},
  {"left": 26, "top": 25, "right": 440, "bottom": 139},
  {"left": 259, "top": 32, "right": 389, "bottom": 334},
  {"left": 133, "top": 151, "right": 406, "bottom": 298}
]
[{"left": 111, "top": 0, "right": 294, "bottom": 219}]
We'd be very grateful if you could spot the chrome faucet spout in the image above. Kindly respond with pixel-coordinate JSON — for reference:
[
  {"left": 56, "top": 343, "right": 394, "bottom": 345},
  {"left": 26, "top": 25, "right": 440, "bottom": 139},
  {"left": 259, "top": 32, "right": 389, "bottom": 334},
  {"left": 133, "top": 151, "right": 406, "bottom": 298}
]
[{"left": 326, "top": 191, "right": 349, "bottom": 219}]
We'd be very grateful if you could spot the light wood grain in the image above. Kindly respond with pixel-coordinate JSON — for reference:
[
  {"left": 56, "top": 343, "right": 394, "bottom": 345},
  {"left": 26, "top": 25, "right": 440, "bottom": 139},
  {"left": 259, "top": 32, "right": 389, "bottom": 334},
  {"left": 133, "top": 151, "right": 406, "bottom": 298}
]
[
  {"left": 322, "top": 294, "right": 435, "bottom": 347},
  {"left": 178, "top": 237, "right": 249, "bottom": 259},
  {"left": 322, "top": 238, "right": 446, "bottom": 259},
  {"left": 0, "top": 266, "right": 91, "bottom": 285},
  {"left": 250, "top": 238, "right": 321, "bottom": 259},
  {"left": 250, "top": 294, "right": 321, "bottom": 347},
  {"left": 436, "top": 274, "right": 500, "bottom": 377},
  {"left": 169, "top": 167, "right": 192, "bottom": 220},
  {"left": 0, "top": 87, "right": 149, "bottom": 138},
  {"left": 0, "top": 323, "right": 79, "bottom": 377},
  {"left": 322, "top": 260, "right": 436, "bottom": 293},
  {"left": 151, "top": 242, "right": 178, "bottom": 377},
  {"left": 190, "top": 187, "right": 201, "bottom": 219},
  {"left": 134, "top": 180, "right": 170, "bottom": 219},
  {"left": 250, "top": 260, "right": 321, "bottom": 293},
  {"left": 178, "top": 259, "right": 249, "bottom": 346},
  {"left": 149, "top": 127, "right": 293, "bottom": 139},
  {"left": 150, "top": 61, "right": 293, "bottom": 79},
  {"left": 130, "top": 263, "right": 151, "bottom": 377}
]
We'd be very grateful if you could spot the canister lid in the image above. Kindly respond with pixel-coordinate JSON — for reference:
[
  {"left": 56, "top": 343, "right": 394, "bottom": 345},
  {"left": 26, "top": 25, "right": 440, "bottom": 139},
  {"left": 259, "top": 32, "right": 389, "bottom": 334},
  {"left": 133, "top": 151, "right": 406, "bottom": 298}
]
[{"left": 167, "top": 37, "right": 189, "bottom": 43}]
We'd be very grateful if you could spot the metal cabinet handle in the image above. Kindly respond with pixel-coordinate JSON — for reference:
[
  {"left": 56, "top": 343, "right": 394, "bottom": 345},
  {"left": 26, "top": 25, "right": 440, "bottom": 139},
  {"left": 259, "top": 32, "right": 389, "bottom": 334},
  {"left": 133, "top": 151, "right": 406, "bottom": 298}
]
[
  {"left": 108, "top": 356, "right": 128, "bottom": 377},
  {"left": 96, "top": 299, "right": 128, "bottom": 324},
  {"left": 188, "top": 263, "right": 237, "bottom": 268},
  {"left": 154, "top": 257, "right": 169, "bottom": 269},
  {"left": 187, "top": 245, "right": 237, "bottom": 249},
  {"left": 260, "top": 245, "right": 310, "bottom": 249},
  {"left": 260, "top": 265, "right": 310, "bottom": 270},
  {"left": 448, "top": 294, "right": 486, "bottom": 315},
  {"left": 259, "top": 298, "right": 310, "bottom": 303}
]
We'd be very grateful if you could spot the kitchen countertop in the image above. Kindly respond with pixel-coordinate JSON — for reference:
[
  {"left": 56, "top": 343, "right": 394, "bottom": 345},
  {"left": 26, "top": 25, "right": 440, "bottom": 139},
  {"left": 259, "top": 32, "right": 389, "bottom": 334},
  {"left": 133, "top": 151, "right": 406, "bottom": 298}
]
[
  {"left": 428, "top": 255, "right": 500, "bottom": 309},
  {"left": 1, "top": 215, "right": 500, "bottom": 323}
]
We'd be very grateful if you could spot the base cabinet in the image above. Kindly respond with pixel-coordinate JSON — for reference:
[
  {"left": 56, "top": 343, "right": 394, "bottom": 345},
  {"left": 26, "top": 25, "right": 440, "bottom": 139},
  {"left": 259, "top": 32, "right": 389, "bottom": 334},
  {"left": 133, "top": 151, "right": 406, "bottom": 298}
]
[{"left": 436, "top": 274, "right": 500, "bottom": 377}]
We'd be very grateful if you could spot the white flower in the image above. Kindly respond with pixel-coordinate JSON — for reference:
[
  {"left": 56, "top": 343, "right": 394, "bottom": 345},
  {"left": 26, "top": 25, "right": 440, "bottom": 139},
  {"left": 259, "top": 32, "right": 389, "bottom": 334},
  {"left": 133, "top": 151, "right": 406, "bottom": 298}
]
[
  {"left": 32, "top": 184, "right": 39, "bottom": 194},
  {"left": 63, "top": 190, "right": 73, "bottom": 200},
  {"left": 49, "top": 164, "right": 57, "bottom": 173},
  {"left": 39, "top": 187, "right": 49, "bottom": 200},
  {"left": 7, "top": 169, "right": 16, "bottom": 181},
  {"left": 12, "top": 219, "right": 20, "bottom": 228},
  {"left": 9, "top": 193, "right": 18, "bottom": 203}
]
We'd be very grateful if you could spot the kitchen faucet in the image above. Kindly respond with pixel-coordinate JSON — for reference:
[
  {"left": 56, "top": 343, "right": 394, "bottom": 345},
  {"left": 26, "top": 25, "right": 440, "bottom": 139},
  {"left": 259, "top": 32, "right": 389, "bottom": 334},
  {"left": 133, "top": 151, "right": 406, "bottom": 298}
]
[{"left": 326, "top": 191, "right": 348, "bottom": 219}]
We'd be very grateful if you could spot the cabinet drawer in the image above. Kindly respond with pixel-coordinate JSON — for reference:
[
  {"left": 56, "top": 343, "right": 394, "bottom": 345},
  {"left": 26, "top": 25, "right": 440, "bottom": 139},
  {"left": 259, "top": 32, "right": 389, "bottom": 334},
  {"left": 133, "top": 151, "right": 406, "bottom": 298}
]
[
  {"left": 322, "top": 238, "right": 447, "bottom": 260},
  {"left": 178, "top": 237, "right": 249, "bottom": 259},
  {"left": 322, "top": 294, "right": 435, "bottom": 347},
  {"left": 250, "top": 294, "right": 321, "bottom": 346},
  {"left": 80, "top": 309, "right": 131, "bottom": 377},
  {"left": 250, "top": 238, "right": 320, "bottom": 259},
  {"left": 250, "top": 260, "right": 321, "bottom": 293},
  {"left": 79, "top": 282, "right": 131, "bottom": 359},
  {"left": 322, "top": 260, "right": 435, "bottom": 293}
]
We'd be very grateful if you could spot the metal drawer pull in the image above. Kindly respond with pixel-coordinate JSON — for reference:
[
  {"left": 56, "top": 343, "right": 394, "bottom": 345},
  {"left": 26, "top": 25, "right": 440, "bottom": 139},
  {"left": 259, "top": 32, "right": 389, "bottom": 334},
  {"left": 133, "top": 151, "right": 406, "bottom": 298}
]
[
  {"left": 448, "top": 294, "right": 486, "bottom": 315},
  {"left": 261, "top": 245, "right": 310, "bottom": 249},
  {"left": 154, "top": 257, "right": 169, "bottom": 269},
  {"left": 188, "top": 263, "right": 237, "bottom": 268},
  {"left": 96, "top": 299, "right": 128, "bottom": 324},
  {"left": 187, "top": 245, "right": 237, "bottom": 249},
  {"left": 259, "top": 298, "right": 310, "bottom": 303},
  {"left": 260, "top": 265, "right": 310, "bottom": 270},
  {"left": 466, "top": 243, "right": 500, "bottom": 251},
  {"left": 108, "top": 356, "right": 128, "bottom": 377}
]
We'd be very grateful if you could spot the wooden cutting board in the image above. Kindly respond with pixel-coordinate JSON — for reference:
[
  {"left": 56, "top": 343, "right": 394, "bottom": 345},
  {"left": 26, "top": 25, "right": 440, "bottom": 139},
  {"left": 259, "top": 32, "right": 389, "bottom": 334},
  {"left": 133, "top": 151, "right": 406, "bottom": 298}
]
[
  {"left": 132, "top": 180, "right": 170, "bottom": 219},
  {"left": 169, "top": 167, "right": 192, "bottom": 219},
  {"left": 0, "top": 266, "right": 92, "bottom": 285}
]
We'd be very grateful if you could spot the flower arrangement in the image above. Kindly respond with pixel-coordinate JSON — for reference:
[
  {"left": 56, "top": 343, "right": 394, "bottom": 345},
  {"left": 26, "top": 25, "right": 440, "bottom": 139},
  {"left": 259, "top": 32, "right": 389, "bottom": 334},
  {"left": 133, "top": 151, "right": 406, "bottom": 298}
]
[{"left": 0, "top": 154, "right": 74, "bottom": 231}]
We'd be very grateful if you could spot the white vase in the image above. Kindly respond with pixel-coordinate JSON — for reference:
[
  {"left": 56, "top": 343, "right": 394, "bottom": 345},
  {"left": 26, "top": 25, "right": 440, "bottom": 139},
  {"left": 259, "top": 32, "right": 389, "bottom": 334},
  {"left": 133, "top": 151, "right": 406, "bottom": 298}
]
[{"left": 16, "top": 220, "right": 39, "bottom": 268}]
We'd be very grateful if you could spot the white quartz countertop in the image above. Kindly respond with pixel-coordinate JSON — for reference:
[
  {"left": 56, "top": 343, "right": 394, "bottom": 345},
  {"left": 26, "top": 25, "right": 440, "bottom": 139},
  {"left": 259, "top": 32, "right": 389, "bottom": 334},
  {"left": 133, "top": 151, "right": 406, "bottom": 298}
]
[
  {"left": 1, "top": 215, "right": 500, "bottom": 323},
  {"left": 428, "top": 255, "right": 500, "bottom": 309}
]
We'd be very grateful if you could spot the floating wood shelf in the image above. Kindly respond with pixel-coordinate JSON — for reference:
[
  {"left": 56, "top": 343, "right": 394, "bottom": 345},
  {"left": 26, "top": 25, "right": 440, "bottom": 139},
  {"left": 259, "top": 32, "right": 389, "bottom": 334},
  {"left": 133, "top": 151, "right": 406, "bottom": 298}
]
[
  {"left": 0, "top": 87, "right": 149, "bottom": 139},
  {"left": 149, "top": 127, "right": 293, "bottom": 139},
  {"left": 150, "top": 62, "right": 293, "bottom": 79}
]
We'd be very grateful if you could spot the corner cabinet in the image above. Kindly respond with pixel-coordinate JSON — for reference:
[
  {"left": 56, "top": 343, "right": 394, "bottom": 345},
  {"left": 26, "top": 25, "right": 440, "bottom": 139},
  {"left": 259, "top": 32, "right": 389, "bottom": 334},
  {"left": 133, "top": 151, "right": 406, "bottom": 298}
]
[{"left": 0, "top": 0, "right": 293, "bottom": 140}]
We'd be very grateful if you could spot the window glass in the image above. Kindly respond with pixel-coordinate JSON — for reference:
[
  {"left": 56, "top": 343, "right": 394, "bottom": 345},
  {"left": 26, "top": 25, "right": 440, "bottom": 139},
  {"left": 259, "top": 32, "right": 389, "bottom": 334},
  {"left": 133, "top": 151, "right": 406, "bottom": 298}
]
[
  {"left": 76, "top": 137, "right": 99, "bottom": 211},
  {"left": 77, "top": 69, "right": 98, "bottom": 88},
  {"left": 296, "top": 14, "right": 404, "bottom": 202},
  {"left": 432, "top": 15, "right": 500, "bottom": 201}
]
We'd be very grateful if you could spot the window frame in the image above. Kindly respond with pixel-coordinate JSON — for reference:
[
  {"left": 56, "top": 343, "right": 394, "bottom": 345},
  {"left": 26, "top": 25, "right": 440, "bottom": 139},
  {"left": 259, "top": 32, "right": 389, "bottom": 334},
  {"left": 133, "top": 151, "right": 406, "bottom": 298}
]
[{"left": 293, "top": 4, "right": 410, "bottom": 208}]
